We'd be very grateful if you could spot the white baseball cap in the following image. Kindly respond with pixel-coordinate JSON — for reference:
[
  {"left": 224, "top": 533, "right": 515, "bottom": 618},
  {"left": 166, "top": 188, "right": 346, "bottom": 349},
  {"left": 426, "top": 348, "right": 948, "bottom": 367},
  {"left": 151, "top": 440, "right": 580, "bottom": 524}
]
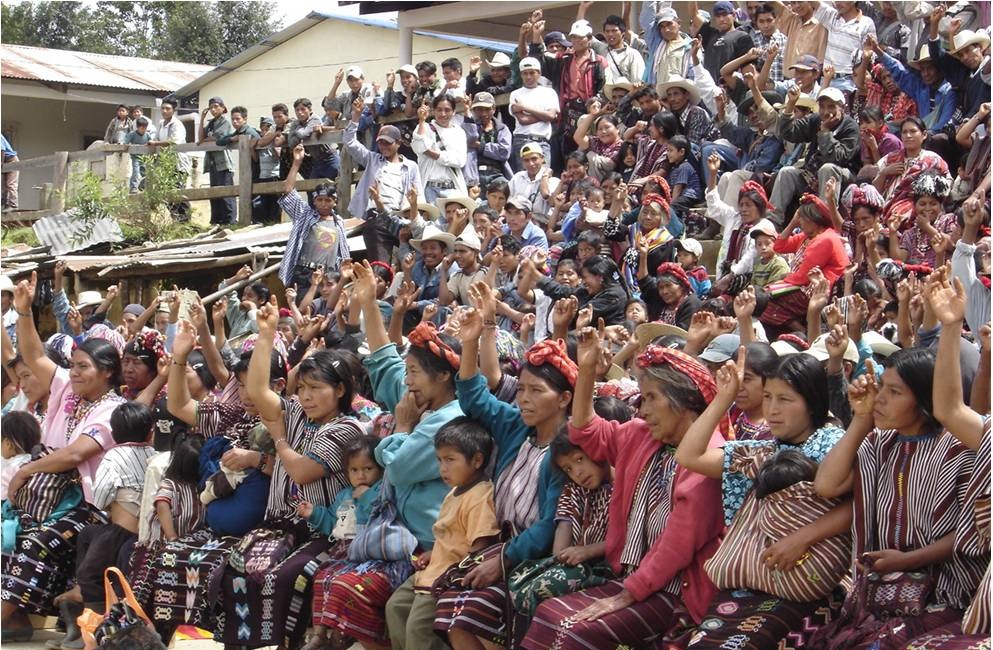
[
  {"left": 519, "top": 57, "right": 541, "bottom": 72},
  {"left": 569, "top": 20, "right": 593, "bottom": 37},
  {"left": 816, "top": 87, "right": 846, "bottom": 106},
  {"left": 346, "top": 66, "right": 364, "bottom": 79}
]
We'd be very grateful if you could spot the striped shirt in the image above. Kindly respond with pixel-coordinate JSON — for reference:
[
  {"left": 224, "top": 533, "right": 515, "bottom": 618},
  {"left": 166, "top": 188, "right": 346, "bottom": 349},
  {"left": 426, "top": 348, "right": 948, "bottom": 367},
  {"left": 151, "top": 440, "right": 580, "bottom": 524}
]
[
  {"left": 555, "top": 480, "right": 612, "bottom": 547},
  {"left": 620, "top": 448, "right": 682, "bottom": 597},
  {"left": 92, "top": 443, "right": 157, "bottom": 510},
  {"left": 960, "top": 419, "right": 991, "bottom": 633},
  {"left": 855, "top": 428, "right": 986, "bottom": 611},
  {"left": 150, "top": 478, "right": 204, "bottom": 541},
  {"left": 814, "top": 4, "right": 876, "bottom": 75},
  {"left": 495, "top": 438, "right": 548, "bottom": 534},
  {"left": 264, "top": 398, "right": 363, "bottom": 521}
]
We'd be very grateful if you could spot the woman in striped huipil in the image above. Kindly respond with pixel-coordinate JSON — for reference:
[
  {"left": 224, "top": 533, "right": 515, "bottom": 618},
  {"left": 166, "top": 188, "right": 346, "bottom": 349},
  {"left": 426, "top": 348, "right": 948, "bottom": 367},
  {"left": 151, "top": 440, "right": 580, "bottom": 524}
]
[
  {"left": 814, "top": 344, "right": 988, "bottom": 650},
  {"left": 900, "top": 270, "right": 991, "bottom": 649}
]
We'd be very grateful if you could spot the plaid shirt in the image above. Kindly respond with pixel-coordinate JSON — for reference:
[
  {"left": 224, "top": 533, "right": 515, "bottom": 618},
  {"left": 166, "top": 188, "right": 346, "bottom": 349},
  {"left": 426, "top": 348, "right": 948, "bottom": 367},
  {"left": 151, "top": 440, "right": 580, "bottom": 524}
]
[
  {"left": 751, "top": 30, "right": 788, "bottom": 84},
  {"left": 277, "top": 191, "right": 351, "bottom": 286},
  {"left": 677, "top": 105, "right": 720, "bottom": 146}
]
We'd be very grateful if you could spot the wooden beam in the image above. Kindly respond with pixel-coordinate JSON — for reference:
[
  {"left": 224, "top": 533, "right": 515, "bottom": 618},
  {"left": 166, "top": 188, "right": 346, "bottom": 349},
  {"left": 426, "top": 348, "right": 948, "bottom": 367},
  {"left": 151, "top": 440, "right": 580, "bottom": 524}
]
[
  {"left": 338, "top": 146, "right": 353, "bottom": 214},
  {"left": 199, "top": 262, "right": 281, "bottom": 304},
  {"left": 95, "top": 252, "right": 259, "bottom": 278},
  {"left": 177, "top": 177, "right": 336, "bottom": 202},
  {"left": 50, "top": 152, "right": 69, "bottom": 213},
  {"left": 237, "top": 137, "right": 253, "bottom": 226}
]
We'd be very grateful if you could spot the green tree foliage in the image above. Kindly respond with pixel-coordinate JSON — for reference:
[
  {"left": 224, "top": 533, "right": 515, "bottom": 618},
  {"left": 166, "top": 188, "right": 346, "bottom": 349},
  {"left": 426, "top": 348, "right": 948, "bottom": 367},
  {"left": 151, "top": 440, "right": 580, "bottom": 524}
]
[{"left": 0, "top": 1, "right": 282, "bottom": 65}]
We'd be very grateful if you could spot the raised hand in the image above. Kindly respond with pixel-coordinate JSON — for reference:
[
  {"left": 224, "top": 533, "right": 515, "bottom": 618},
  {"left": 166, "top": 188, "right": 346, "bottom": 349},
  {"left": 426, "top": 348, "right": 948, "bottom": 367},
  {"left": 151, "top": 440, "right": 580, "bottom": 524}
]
[
  {"left": 468, "top": 281, "right": 497, "bottom": 322},
  {"left": 401, "top": 252, "right": 416, "bottom": 276},
  {"left": 66, "top": 303, "right": 83, "bottom": 334},
  {"left": 393, "top": 280, "right": 420, "bottom": 315},
  {"left": 13, "top": 271, "right": 36, "bottom": 315},
  {"left": 733, "top": 286, "right": 757, "bottom": 320},
  {"left": 576, "top": 304, "right": 594, "bottom": 331},
  {"left": 576, "top": 321, "right": 606, "bottom": 369},
  {"left": 256, "top": 296, "right": 280, "bottom": 336},
  {"left": 285, "top": 284, "right": 298, "bottom": 305},
  {"left": 421, "top": 302, "right": 438, "bottom": 323},
  {"left": 824, "top": 323, "right": 850, "bottom": 360},
  {"left": 823, "top": 177, "right": 837, "bottom": 206},
  {"left": 417, "top": 103, "right": 430, "bottom": 122},
  {"left": 552, "top": 296, "right": 579, "bottom": 332},
  {"left": 334, "top": 67, "right": 345, "bottom": 85},
  {"left": 172, "top": 319, "right": 197, "bottom": 359},
  {"left": 386, "top": 69, "right": 396, "bottom": 87},
  {"left": 848, "top": 358, "right": 879, "bottom": 417},
  {"left": 715, "top": 346, "right": 746, "bottom": 401},
  {"left": 706, "top": 152, "right": 721, "bottom": 175},
  {"left": 350, "top": 260, "right": 378, "bottom": 306},
  {"left": 923, "top": 265, "right": 966, "bottom": 326},
  {"left": 212, "top": 296, "right": 228, "bottom": 322},
  {"left": 458, "top": 306, "right": 483, "bottom": 343},
  {"left": 824, "top": 300, "right": 842, "bottom": 331}
]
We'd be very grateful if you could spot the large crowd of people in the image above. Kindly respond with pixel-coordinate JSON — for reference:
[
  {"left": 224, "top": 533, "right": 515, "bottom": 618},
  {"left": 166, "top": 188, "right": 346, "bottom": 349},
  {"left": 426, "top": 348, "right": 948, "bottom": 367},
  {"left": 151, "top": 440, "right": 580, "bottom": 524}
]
[{"left": 1, "top": 1, "right": 991, "bottom": 650}]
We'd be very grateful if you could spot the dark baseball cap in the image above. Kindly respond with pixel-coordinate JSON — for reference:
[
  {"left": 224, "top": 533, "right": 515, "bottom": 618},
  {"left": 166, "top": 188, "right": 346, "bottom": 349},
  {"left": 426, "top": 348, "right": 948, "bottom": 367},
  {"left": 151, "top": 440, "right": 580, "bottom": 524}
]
[{"left": 376, "top": 125, "right": 402, "bottom": 144}]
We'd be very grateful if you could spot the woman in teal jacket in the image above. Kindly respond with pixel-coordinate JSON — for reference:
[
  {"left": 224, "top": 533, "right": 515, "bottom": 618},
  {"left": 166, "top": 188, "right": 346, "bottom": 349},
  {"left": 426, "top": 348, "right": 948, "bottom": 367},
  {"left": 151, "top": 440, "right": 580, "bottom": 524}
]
[
  {"left": 434, "top": 281, "right": 568, "bottom": 650},
  {"left": 317, "top": 261, "right": 463, "bottom": 648}
]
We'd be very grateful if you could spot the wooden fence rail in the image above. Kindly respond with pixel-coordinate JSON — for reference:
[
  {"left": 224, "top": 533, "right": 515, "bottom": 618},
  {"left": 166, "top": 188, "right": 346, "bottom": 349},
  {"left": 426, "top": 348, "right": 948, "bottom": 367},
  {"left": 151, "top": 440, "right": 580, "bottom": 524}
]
[{"left": 0, "top": 130, "right": 354, "bottom": 227}]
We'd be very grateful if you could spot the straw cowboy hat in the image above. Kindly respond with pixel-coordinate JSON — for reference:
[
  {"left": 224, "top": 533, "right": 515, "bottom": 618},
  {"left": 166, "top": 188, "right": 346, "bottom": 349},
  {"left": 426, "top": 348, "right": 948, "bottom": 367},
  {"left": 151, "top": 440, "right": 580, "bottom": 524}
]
[
  {"left": 948, "top": 30, "right": 991, "bottom": 55},
  {"left": 658, "top": 76, "right": 701, "bottom": 106},
  {"left": 435, "top": 195, "right": 477, "bottom": 216},
  {"left": 604, "top": 77, "right": 635, "bottom": 98},
  {"left": 635, "top": 322, "right": 689, "bottom": 348},
  {"left": 410, "top": 223, "right": 456, "bottom": 252},
  {"left": 416, "top": 202, "right": 441, "bottom": 220},
  {"left": 76, "top": 290, "right": 103, "bottom": 309}
]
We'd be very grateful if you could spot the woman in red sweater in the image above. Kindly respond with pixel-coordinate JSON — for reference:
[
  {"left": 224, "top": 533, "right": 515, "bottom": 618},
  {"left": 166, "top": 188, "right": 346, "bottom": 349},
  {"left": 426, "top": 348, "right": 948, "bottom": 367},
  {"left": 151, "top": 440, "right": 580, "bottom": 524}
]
[
  {"left": 759, "top": 194, "right": 849, "bottom": 336},
  {"left": 520, "top": 328, "right": 727, "bottom": 650}
]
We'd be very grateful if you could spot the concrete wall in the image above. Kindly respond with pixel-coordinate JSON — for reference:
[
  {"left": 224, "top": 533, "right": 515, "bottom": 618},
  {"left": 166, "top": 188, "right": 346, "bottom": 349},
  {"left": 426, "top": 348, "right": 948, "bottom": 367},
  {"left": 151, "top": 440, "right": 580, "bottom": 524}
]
[{"left": 196, "top": 19, "right": 497, "bottom": 126}]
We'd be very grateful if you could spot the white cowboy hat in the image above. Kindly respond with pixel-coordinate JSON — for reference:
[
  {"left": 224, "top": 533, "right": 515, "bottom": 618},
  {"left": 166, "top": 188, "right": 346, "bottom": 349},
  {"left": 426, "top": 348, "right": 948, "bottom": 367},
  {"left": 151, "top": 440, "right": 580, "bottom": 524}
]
[
  {"left": 861, "top": 330, "right": 900, "bottom": 358},
  {"left": 417, "top": 202, "right": 441, "bottom": 220},
  {"left": 410, "top": 223, "right": 456, "bottom": 253},
  {"left": 948, "top": 30, "right": 991, "bottom": 55},
  {"left": 453, "top": 224, "right": 482, "bottom": 252},
  {"left": 435, "top": 195, "right": 477, "bottom": 216},
  {"left": 908, "top": 42, "right": 934, "bottom": 69},
  {"left": 604, "top": 77, "right": 635, "bottom": 97},
  {"left": 485, "top": 52, "right": 512, "bottom": 68},
  {"left": 76, "top": 290, "right": 104, "bottom": 309},
  {"left": 0, "top": 275, "right": 14, "bottom": 293},
  {"left": 658, "top": 76, "right": 701, "bottom": 106}
]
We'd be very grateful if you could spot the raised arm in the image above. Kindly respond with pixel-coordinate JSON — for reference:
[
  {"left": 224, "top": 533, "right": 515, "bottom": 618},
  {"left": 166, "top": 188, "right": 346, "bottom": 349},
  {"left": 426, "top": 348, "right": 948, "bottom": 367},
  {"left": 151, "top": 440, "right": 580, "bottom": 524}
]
[
  {"left": 675, "top": 347, "right": 741, "bottom": 479},
  {"left": 352, "top": 260, "right": 391, "bottom": 353},
  {"left": 245, "top": 297, "right": 285, "bottom": 422},
  {"left": 572, "top": 323, "right": 605, "bottom": 429},
  {"left": 166, "top": 319, "right": 199, "bottom": 426},
  {"left": 814, "top": 360, "right": 878, "bottom": 498},
  {"left": 282, "top": 143, "right": 305, "bottom": 195},
  {"left": 469, "top": 282, "right": 504, "bottom": 390},
  {"left": 11, "top": 273, "right": 56, "bottom": 390},
  {"left": 925, "top": 268, "right": 984, "bottom": 448}
]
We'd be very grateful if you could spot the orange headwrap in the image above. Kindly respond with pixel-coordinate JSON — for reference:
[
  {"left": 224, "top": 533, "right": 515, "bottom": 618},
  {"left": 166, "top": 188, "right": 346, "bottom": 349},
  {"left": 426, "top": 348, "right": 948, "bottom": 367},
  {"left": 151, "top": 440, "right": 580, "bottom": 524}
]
[
  {"left": 408, "top": 322, "right": 460, "bottom": 371},
  {"left": 524, "top": 338, "right": 579, "bottom": 388},
  {"left": 636, "top": 345, "right": 732, "bottom": 439}
]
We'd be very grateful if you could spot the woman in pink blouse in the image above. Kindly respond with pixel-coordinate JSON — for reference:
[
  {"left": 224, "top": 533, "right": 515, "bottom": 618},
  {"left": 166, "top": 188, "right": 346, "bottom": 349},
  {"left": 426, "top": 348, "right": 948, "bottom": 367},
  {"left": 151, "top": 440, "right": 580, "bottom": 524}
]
[{"left": 2, "top": 272, "right": 124, "bottom": 639}]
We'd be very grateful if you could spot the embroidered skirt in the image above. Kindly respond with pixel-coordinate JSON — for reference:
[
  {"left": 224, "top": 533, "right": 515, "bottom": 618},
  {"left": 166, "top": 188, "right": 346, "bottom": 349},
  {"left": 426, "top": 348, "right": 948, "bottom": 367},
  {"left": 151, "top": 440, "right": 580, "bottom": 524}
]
[
  {"left": 520, "top": 580, "right": 688, "bottom": 650},
  {"left": 1, "top": 503, "right": 107, "bottom": 615}
]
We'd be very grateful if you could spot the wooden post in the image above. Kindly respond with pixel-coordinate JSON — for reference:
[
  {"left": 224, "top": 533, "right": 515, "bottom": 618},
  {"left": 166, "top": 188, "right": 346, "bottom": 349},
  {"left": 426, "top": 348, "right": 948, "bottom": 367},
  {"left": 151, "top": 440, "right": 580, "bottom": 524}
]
[
  {"left": 338, "top": 146, "right": 352, "bottom": 218},
  {"left": 237, "top": 137, "right": 253, "bottom": 226},
  {"left": 51, "top": 151, "right": 69, "bottom": 213}
]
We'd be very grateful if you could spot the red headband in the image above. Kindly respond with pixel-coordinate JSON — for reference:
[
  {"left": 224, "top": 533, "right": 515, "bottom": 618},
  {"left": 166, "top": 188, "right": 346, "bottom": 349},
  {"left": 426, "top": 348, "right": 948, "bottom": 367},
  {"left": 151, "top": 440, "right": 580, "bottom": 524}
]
[
  {"left": 739, "top": 180, "right": 773, "bottom": 210},
  {"left": 408, "top": 322, "right": 460, "bottom": 371},
  {"left": 636, "top": 345, "right": 731, "bottom": 439},
  {"left": 642, "top": 192, "right": 671, "bottom": 215},
  {"left": 369, "top": 260, "right": 395, "bottom": 283},
  {"left": 799, "top": 193, "right": 833, "bottom": 227},
  {"left": 524, "top": 339, "right": 579, "bottom": 388},
  {"left": 647, "top": 175, "right": 672, "bottom": 204},
  {"left": 655, "top": 262, "right": 692, "bottom": 293},
  {"left": 777, "top": 333, "right": 809, "bottom": 351}
]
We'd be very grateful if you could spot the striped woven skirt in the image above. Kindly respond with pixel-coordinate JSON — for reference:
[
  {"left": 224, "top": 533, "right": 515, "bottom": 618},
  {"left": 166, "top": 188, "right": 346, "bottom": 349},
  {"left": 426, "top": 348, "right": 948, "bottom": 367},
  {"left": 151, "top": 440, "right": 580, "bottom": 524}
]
[
  {"left": 216, "top": 533, "right": 332, "bottom": 646},
  {"left": 759, "top": 287, "right": 810, "bottom": 329},
  {"left": 315, "top": 566, "right": 396, "bottom": 644},
  {"left": 1, "top": 503, "right": 107, "bottom": 616},
  {"left": 519, "top": 580, "right": 689, "bottom": 650},
  {"left": 434, "top": 582, "right": 511, "bottom": 645},
  {"left": 687, "top": 587, "right": 845, "bottom": 650},
  {"left": 128, "top": 528, "right": 238, "bottom": 630}
]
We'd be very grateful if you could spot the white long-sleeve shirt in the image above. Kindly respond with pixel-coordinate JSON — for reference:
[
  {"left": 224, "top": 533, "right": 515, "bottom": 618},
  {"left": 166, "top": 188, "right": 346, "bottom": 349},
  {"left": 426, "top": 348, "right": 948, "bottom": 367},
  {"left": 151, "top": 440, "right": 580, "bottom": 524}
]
[
  {"left": 952, "top": 239, "right": 991, "bottom": 334},
  {"left": 411, "top": 121, "right": 468, "bottom": 193}
]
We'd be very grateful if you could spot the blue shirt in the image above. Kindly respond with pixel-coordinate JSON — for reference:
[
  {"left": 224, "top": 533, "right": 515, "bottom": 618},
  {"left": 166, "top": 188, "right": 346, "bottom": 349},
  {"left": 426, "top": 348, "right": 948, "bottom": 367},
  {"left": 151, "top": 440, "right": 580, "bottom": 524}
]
[
  {"left": 409, "top": 259, "right": 442, "bottom": 302},
  {"left": 1, "top": 135, "right": 16, "bottom": 159},
  {"left": 880, "top": 53, "right": 958, "bottom": 132},
  {"left": 307, "top": 479, "right": 382, "bottom": 537},
  {"left": 503, "top": 219, "right": 549, "bottom": 250},
  {"left": 364, "top": 343, "right": 461, "bottom": 549},
  {"left": 668, "top": 160, "right": 702, "bottom": 200}
]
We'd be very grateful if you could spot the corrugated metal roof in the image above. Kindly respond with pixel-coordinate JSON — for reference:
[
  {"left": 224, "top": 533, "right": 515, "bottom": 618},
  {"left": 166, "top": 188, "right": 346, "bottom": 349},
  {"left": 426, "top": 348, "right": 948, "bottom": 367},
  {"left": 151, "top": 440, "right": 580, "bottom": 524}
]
[
  {"left": 1, "top": 44, "right": 214, "bottom": 93},
  {"left": 172, "top": 11, "right": 516, "bottom": 97},
  {"left": 32, "top": 210, "right": 124, "bottom": 256}
]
